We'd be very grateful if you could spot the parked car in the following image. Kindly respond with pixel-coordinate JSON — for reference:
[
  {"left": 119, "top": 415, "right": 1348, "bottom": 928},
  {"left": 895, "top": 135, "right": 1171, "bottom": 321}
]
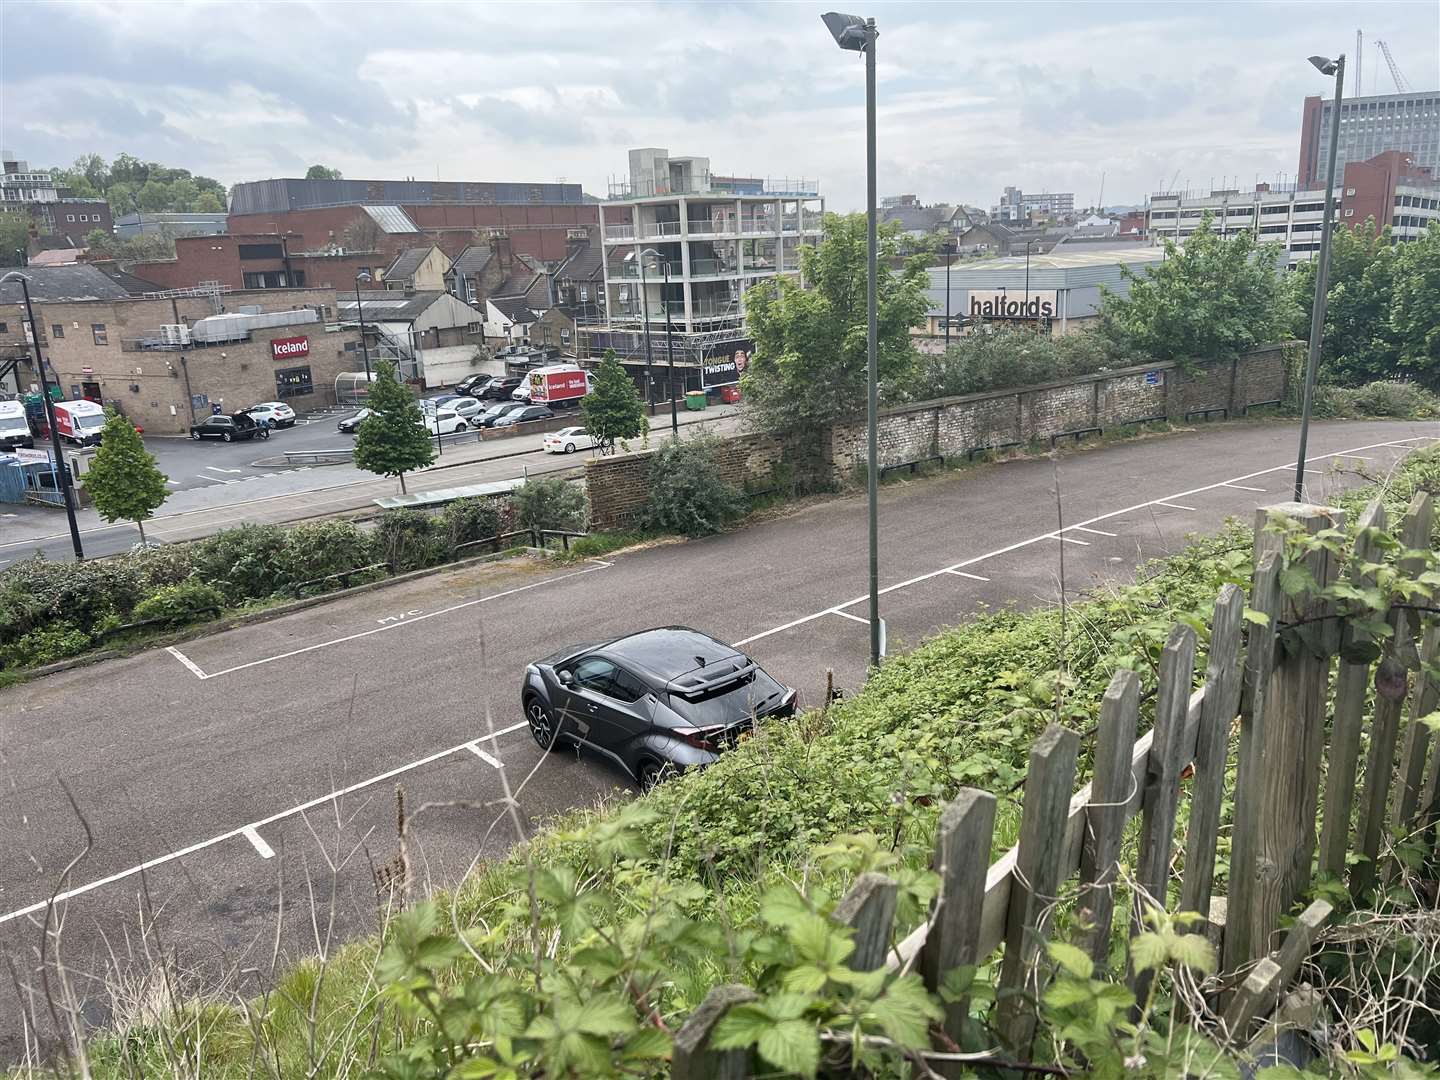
[
  {"left": 447, "top": 396, "right": 485, "bottom": 421},
  {"left": 476, "top": 376, "right": 525, "bottom": 400},
  {"left": 422, "top": 408, "right": 468, "bottom": 435},
  {"left": 337, "top": 408, "right": 371, "bottom": 433},
  {"left": 521, "top": 627, "right": 797, "bottom": 789},
  {"left": 425, "top": 394, "right": 464, "bottom": 410},
  {"left": 245, "top": 402, "right": 297, "bottom": 428},
  {"left": 190, "top": 413, "right": 269, "bottom": 442},
  {"left": 475, "top": 401, "right": 529, "bottom": 427},
  {"left": 453, "top": 373, "right": 493, "bottom": 395},
  {"left": 543, "top": 427, "right": 596, "bottom": 454},
  {"left": 493, "top": 405, "right": 555, "bottom": 427}
]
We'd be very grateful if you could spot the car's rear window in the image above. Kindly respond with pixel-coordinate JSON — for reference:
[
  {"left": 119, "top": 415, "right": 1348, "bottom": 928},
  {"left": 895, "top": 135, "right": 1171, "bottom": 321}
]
[{"left": 672, "top": 670, "right": 783, "bottom": 726}]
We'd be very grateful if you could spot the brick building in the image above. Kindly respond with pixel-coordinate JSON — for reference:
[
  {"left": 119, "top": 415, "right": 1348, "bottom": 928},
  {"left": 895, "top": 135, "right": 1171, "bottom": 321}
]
[{"left": 27, "top": 286, "right": 361, "bottom": 434}]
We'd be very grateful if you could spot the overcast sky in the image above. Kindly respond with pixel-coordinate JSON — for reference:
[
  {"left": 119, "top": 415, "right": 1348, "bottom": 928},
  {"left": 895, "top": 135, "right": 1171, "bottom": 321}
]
[{"left": 4, "top": 1, "right": 1437, "bottom": 212}]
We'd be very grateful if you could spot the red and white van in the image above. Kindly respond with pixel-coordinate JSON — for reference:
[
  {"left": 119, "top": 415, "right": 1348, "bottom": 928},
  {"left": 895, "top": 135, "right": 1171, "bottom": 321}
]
[{"left": 53, "top": 399, "right": 108, "bottom": 445}]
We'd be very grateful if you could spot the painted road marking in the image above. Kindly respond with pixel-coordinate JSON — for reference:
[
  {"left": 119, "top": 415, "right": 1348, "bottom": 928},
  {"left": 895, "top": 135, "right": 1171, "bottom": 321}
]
[
  {"left": 241, "top": 825, "right": 275, "bottom": 859},
  {"left": 165, "top": 478, "right": 181, "bottom": 486},
  {"left": 1054, "top": 535, "right": 1090, "bottom": 546},
  {"left": 1072, "top": 526, "right": 1117, "bottom": 537},
  {"left": 166, "top": 646, "right": 209, "bottom": 679},
  {"left": 195, "top": 474, "right": 238, "bottom": 485},
  {"left": 169, "top": 561, "right": 613, "bottom": 680},
  {"left": 947, "top": 570, "right": 991, "bottom": 581},
  {"left": 206, "top": 466, "right": 243, "bottom": 474},
  {"left": 1224, "top": 483, "right": 1267, "bottom": 492},
  {"left": 830, "top": 609, "right": 870, "bottom": 624},
  {"left": 377, "top": 609, "right": 423, "bottom": 626},
  {"left": 0, "top": 719, "right": 530, "bottom": 927},
  {"left": 734, "top": 436, "right": 1435, "bottom": 649},
  {"left": 1156, "top": 501, "right": 1197, "bottom": 512},
  {"left": 465, "top": 743, "right": 505, "bottom": 768}
]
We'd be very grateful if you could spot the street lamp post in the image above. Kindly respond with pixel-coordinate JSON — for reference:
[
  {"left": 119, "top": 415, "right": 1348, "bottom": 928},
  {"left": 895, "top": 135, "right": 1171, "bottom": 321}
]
[
  {"left": 662, "top": 259, "right": 678, "bottom": 436},
  {"left": 942, "top": 239, "right": 956, "bottom": 348},
  {"left": 2, "top": 271, "right": 84, "bottom": 560},
  {"left": 632, "top": 249, "right": 659, "bottom": 416},
  {"left": 1294, "top": 53, "right": 1346, "bottom": 502},
  {"left": 1024, "top": 239, "right": 1034, "bottom": 306},
  {"left": 354, "top": 271, "right": 374, "bottom": 385},
  {"left": 823, "top": 9, "right": 882, "bottom": 668}
]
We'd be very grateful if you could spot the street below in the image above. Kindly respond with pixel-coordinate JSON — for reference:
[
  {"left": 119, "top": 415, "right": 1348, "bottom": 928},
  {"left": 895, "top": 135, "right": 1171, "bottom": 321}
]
[{"left": 0, "top": 417, "right": 1434, "bottom": 1056}]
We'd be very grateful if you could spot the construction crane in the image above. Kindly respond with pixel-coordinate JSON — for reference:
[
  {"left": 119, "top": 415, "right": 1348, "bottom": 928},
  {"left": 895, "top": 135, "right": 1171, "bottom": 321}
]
[{"left": 1376, "top": 40, "right": 1413, "bottom": 93}]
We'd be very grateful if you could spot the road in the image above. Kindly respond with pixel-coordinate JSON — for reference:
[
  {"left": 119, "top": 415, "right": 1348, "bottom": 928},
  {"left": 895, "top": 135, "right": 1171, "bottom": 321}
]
[
  {"left": 0, "top": 403, "right": 740, "bottom": 564},
  {"left": 0, "top": 418, "right": 1433, "bottom": 1057}
]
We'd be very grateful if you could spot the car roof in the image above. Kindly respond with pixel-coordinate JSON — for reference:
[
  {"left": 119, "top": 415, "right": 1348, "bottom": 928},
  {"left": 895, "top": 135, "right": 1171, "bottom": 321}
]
[{"left": 599, "top": 627, "right": 741, "bottom": 681}]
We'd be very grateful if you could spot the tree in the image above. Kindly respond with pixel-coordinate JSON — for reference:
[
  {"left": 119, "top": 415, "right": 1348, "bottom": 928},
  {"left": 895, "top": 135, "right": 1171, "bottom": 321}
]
[
  {"left": 305, "top": 164, "right": 343, "bottom": 180},
  {"left": 0, "top": 212, "right": 31, "bottom": 266},
  {"left": 580, "top": 349, "right": 645, "bottom": 453},
  {"left": 1097, "top": 212, "right": 1292, "bottom": 362},
  {"left": 742, "top": 212, "right": 931, "bottom": 434},
  {"left": 512, "top": 476, "right": 588, "bottom": 535},
  {"left": 353, "top": 361, "right": 434, "bottom": 493},
  {"left": 1390, "top": 222, "right": 1440, "bottom": 389},
  {"left": 194, "top": 191, "right": 225, "bottom": 213},
  {"left": 85, "top": 409, "right": 168, "bottom": 544},
  {"left": 1286, "top": 218, "right": 1399, "bottom": 386}
]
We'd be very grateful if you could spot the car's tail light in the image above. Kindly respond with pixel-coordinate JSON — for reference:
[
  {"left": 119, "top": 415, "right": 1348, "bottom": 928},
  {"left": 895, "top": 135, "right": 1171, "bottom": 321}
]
[{"left": 673, "top": 726, "right": 723, "bottom": 752}]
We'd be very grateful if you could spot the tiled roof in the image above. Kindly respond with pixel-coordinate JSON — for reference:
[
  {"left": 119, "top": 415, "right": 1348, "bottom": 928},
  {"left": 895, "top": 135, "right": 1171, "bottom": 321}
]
[
  {"left": 488, "top": 294, "right": 538, "bottom": 324},
  {"left": 450, "top": 245, "right": 494, "bottom": 273},
  {"left": 0, "top": 264, "right": 147, "bottom": 303},
  {"left": 384, "top": 246, "right": 434, "bottom": 281}
]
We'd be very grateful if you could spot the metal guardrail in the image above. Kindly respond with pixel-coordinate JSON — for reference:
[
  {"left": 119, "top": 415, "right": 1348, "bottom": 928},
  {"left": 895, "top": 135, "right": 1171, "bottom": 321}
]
[{"left": 283, "top": 449, "right": 355, "bottom": 466}]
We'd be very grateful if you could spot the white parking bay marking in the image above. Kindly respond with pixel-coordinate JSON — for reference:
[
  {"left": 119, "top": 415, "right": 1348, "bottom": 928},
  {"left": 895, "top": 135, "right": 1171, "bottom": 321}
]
[
  {"left": 947, "top": 570, "right": 990, "bottom": 581},
  {"left": 466, "top": 743, "right": 504, "bottom": 768},
  {"left": 241, "top": 825, "right": 275, "bottom": 859},
  {"left": 1156, "top": 501, "right": 1197, "bottom": 512},
  {"left": 206, "top": 466, "right": 243, "bottom": 474},
  {"left": 166, "top": 646, "right": 209, "bottom": 680},
  {"left": 829, "top": 609, "right": 869, "bottom": 624}
]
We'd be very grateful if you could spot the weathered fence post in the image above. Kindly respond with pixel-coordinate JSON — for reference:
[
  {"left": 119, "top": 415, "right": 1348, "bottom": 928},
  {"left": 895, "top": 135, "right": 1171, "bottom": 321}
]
[
  {"left": 1130, "top": 622, "right": 1197, "bottom": 1004},
  {"left": 921, "top": 788, "right": 997, "bottom": 1059},
  {"left": 1076, "top": 668, "right": 1140, "bottom": 965},
  {"left": 1416, "top": 630, "right": 1440, "bottom": 830},
  {"left": 835, "top": 872, "right": 899, "bottom": 972},
  {"left": 1221, "top": 898, "right": 1333, "bottom": 1043},
  {"left": 671, "top": 985, "right": 757, "bottom": 1080},
  {"left": 1318, "top": 500, "right": 1387, "bottom": 879},
  {"left": 1226, "top": 552, "right": 1281, "bottom": 972},
  {"left": 1391, "top": 494, "right": 1437, "bottom": 826},
  {"left": 1181, "top": 584, "right": 1245, "bottom": 923},
  {"left": 1245, "top": 502, "right": 1344, "bottom": 961},
  {"left": 996, "top": 722, "right": 1080, "bottom": 1058}
]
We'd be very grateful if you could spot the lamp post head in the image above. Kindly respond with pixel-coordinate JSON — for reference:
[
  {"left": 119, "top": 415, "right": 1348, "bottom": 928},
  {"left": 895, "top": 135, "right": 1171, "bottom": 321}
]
[
  {"left": 355, "top": 270, "right": 373, "bottom": 284},
  {"left": 821, "top": 11, "right": 871, "bottom": 51},
  {"left": 1308, "top": 54, "right": 1340, "bottom": 76},
  {"left": 0, "top": 270, "right": 31, "bottom": 285}
]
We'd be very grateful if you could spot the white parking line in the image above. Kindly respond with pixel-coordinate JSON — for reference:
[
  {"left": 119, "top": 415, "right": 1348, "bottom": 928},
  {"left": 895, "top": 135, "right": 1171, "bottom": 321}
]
[
  {"left": 1223, "top": 483, "right": 1267, "bottom": 493},
  {"left": 1072, "top": 526, "right": 1117, "bottom": 537},
  {"left": 0, "top": 719, "right": 531, "bottom": 927},
  {"left": 206, "top": 466, "right": 243, "bottom": 474},
  {"left": 734, "top": 436, "right": 1434, "bottom": 649},
  {"left": 830, "top": 609, "right": 870, "bottom": 624},
  {"left": 465, "top": 742, "right": 505, "bottom": 768},
  {"left": 1155, "top": 501, "right": 1197, "bottom": 512},
  {"left": 165, "top": 478, "right": 181, "bottom": 486},
  {"left": 947, "top": 570, "right": 990, "bottom": 581},
  {"left": 169, "top": 560, "right": 613, "bottom": 680},
  {"left": 241, "top": 825, "right": 275, "bottom": 859},
  {"left": 194, "top": 474, "right": 238, "bottom": 485},
  {"left": 166, "top": 646, "right": 208, "bottom": 679},
  {"left": 1053, "top": 534, "right": 1090, "bottom": 546}
]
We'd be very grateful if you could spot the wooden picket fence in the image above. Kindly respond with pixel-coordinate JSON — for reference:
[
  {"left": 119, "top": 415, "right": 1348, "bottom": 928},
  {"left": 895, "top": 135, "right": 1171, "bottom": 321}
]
[{"left": 673, "top": 492, "right": 1438, "bottom": 1076}]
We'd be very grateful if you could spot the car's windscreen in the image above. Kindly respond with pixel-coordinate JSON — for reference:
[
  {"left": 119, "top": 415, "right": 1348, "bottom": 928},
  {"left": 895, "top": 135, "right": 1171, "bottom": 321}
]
[{"left": 76, "top": 414, "right": 105, "bottom": 429}]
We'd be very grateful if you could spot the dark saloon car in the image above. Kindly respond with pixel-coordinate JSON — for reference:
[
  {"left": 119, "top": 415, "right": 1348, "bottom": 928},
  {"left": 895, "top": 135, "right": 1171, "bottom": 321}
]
[
  {"left": 189, "top": 413, "right": 269, "bottom": 441},
  {"left": 521, "top": 627, "right": 797, "bottom": 789},
  {"left": 492, "top": 404, "right": 555, "bottom": 427},
  {"left": 475, "top": 376, "right": 525, "bottom": 400},
  {"left": 475, "top": 401, "right": 529, "bottom": 427},
  {"left": 337, "top": 408, "right": 371, "bottom": 433}
]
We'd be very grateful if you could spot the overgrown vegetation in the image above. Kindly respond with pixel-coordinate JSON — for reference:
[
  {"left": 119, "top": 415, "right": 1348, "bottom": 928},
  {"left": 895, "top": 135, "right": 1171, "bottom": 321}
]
[
  {"left": 643, "top": 433, "right": 747, "bottom": 537},
  {"left": 39, "top": 445, "right": 1434, "bottom": 1079},
  {"left": 512, "top": 475, "right": 589, "bottom": 534},
  {"left": 899, "top": 324, "right": 1136, "bottom": 401}
]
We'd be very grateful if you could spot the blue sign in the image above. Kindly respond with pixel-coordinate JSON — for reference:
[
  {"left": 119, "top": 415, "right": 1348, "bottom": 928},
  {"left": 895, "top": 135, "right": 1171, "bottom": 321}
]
[{"left": 1145, "top": 370, "right": 1162, "bottom": 386}]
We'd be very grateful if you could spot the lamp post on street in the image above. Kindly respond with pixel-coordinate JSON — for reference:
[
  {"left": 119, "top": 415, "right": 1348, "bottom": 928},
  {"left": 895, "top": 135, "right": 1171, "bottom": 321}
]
[
  {"left": 823, "top": 9, "right": 883, "bottom": 667},
  {"left": 1294, "top": 52, "right": 1345, "bottom": 502},
  {"left": 942, "top": 238, "right": 957, "bottom": 348},
  {"left": 628, "top": 249, "right": 657, "bottom": 415},
  {"left": 640, "top": 248, "right": 678, "bottom": 435},
  {"left": 354, "top": 271, "right": 374, "bottom": 386},
  {"left": 2, "top": 270, "right": 84, "bottom": 560}
]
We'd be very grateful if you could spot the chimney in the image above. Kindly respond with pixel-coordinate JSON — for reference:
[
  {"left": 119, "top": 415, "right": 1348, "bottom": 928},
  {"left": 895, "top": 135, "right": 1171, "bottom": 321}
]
[{"left": 494, "top": 233, "right": 513, "bottom": 272}]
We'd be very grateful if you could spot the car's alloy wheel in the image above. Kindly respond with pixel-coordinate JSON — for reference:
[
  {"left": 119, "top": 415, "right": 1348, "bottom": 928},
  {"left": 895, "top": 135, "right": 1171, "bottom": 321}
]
[
  {"left": 637, "top": 759, "right": 669, "bottom": 792},
  {"left": 527, "top": 697, "right": 558, "bottom": 750},
  {"left": 564, "top": 443, "right": 575, "bottom": 453},
  {"left": 222, "top": 432, "right": 232, "bottom": 442},
  {"left": 191, "top": 430, "right": 200, "bottom": 440}
]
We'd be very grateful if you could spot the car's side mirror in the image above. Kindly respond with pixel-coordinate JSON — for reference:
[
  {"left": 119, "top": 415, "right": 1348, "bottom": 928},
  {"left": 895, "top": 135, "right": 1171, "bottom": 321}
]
[{"left": 558, "top": 670, "right": 574, "bottom": 685}]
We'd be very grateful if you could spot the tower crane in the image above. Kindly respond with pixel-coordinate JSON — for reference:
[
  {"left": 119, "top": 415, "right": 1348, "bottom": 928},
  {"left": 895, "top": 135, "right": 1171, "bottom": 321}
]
[{"left": 1376, "top": 40, "right": 1413, "bottom": 93}]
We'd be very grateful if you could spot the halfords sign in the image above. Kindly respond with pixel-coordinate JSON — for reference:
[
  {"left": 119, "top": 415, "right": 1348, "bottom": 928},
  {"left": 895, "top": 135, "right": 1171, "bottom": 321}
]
[
  {"left": 270, "top": 335, "right": 310, "bottom": 361},
  {"left": 967, "top": 290, "right": 1058, "bottom": 320}
]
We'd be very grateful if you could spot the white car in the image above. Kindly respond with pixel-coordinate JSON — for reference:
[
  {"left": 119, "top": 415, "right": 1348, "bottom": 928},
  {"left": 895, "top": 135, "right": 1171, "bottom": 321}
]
[
  {"left": 543, "top": 427, "right": 596, "bottom": 454},
  {"left": 246, "top": 402, "right": 297, "bottom": 428},
  {"left": 422, "top": 408, "right": 468, "bottom": 435},
  {"left": 447, "top": 396, "right": 484, "bottom": 421}
]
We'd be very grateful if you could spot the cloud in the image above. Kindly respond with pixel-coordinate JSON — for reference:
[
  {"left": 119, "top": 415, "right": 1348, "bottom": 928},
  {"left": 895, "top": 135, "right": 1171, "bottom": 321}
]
[{"left": 1, "top": 0, "right": 1435, "bottom": 210}]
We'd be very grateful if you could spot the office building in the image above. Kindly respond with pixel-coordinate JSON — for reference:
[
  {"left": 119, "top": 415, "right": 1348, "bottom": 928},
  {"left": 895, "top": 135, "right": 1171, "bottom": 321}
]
[
  {"left": 1298, "top": 90, "right": 1439, "bottom": 188},
  {"left": 993, "top": 186, "right": 1075, "bottom": 223},
  {"left": 589, "top": 148, "right": 823, "bottom": 399}
]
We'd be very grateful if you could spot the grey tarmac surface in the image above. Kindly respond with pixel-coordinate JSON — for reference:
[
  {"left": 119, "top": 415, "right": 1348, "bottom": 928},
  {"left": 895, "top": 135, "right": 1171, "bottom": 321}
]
[{"left": 0, "top": 417, "right": 1434, "bottom": 1056}]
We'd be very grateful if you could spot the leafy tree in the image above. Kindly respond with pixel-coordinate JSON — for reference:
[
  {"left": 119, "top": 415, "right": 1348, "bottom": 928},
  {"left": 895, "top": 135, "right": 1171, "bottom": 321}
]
[
  {"left": 904, "top": 325, "right": 1132, "bottom": 401},
  {"left": 1097, "top": 212, "right": 1292, "bottom": 362},
  {"left": 353, "top": 360, "right": 434, "bottom": 493},
  {"left": 512, "top": 476, "right": 588, "bottom": 534},
  {"left": 580, "top": 349, "right": 645, "bottom": 453},
  {"left": 742, "top": 212, "right": 931, "bottom": 434},
  {"left": 1390, "top": 221, "right": 1440, "bottom": 389},
  {"left": 0, "top": 212, "right": 30, "bottom": 266},
  {"left": 193, "top": 191, "right": 225, "bottom": 213},
  {"left": 305, "top": 164, "right": 343, "bottom": 180},
  {"left": 643, "top": 433, "right": 747, "bottom": 537},
  {"left": 1287, "top": 218, "right": 1400, "bottom": 386},
  {"left": 85, "top": 409, "right": 168, "bottom": 544},
  {"left": 84, "top": 227, "right": 175, "bottom": 263},
  {"left": 137, "top": 179, "right": 173, "bottom": 212}
]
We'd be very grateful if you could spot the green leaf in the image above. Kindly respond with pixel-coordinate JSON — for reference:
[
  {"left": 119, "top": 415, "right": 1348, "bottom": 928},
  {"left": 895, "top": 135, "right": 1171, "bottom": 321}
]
[
  {"left": 867, "top": 975, "right": 941, "bottom": 1047},
  {"left": 1047, "top": 941, "right": 1094, "bottom": 979},
  {"left": 1169, "top": 933, "right": 1217, "bottom": 974},
  {"left": 1279, "top": 564, "right": 1316, "bottom": 597},
  {"left": 757, "top": 1019, "right": 821, "bottom": 1078},
  {"left": 570, "top": 994, "right": 636, "bottom": 1038},
  {"left": 1130, "top": 931, "right": 1169, "bottom": 973},
  {"left": 1340, "top": 639, "right": 1383, "bottom": 665},
  {"left": 1043, "top": 980, "right": 1094, "bottom": 1009},
  {"left": 620, "top": 1025, "right": 673, "bottom": 1061},
  {"left": 759, "top": 882, "right": 812, "bottom": 927},
  {"left": 1242, "top": 608, "right": 1271, "bottom": 626}
]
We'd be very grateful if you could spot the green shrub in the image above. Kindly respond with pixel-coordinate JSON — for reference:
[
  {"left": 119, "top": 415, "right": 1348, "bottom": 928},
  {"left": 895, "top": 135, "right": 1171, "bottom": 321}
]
[
  {"left": 1, "top": 621, "right": 93, "bottom": 669},
  {"left": 132, "top": 578, "right": 226, "bottom": 626},
  {"left": 441, "top": 497, "right": 503, "bottom": 552},
  {"left": 901, "top": 325, "right": 1133, "bottom": 401},
  {"left": 512, "top": 476, "right": 588, "bottom": 535},
  {"left": 275, "top": 520, "right": 381, "bottom": 589},
  {"left": 1317, "top": 379, "right": 1439, "bottom": 419},
  {"left": 643, "top": 433, "right": 747, "bottom": 537},
  {"left": 189, "top": 523, "right": 289, "bottom": 603},
  {"left": 376, "top": 508, "right": 448, "bottom": 571}
]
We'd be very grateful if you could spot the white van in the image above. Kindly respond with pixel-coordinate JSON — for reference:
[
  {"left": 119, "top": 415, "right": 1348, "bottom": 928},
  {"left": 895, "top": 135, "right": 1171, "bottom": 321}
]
[{"left": 0, "top": 400, "right": 34, "bottom": 451}]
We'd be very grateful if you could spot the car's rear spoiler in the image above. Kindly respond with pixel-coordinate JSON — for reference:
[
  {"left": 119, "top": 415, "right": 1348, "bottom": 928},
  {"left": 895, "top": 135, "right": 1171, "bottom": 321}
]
[{"left": 665, "top": 657, "right": 756, "bottom": 699}]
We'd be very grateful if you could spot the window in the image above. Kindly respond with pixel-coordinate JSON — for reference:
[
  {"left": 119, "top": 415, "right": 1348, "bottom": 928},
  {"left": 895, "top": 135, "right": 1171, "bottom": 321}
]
[
  {"left": 579, "top": 286, "right": 589, "bottom": 301},
  {"left": 560, "top": 328, "right": 571, "bottom": 345},
  {"left": 0, "top": 321, "right": 7, "bottom": 333},
  {"left": 1346, "top": 188, "right": 1356, "bottom": 196},
  {"left": 572, "top": 656, "right": 619, "bottom": 696},
  {"left": 238, "top": 243, "right": 285, "bottom": 260},
  {"left": 467, "top": 321, "right": 481, "bottom": 334},
  {"left": 1261, "top": 204, "right": 1291, "bottom": 215},
  {"left": 91, "top": 323, "right": 108, "bottom": 345},
  {"left": 81, "top": 214, "right": 89, "bottom": 222},
  {"left": 66, "top": 214, "right": 75, "bottom": 222},
  {"left": 1344, "top": 209, "right": 1354, "bottom": 217},
  {"left": 292, "top": 270, "right": 305, "bottom": 286},
  {"left": 274, "top": 366, "right": 314, "bottom": 399},
  {"left": 51, "top": 323, "right": 63, "bottom": 338}
]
